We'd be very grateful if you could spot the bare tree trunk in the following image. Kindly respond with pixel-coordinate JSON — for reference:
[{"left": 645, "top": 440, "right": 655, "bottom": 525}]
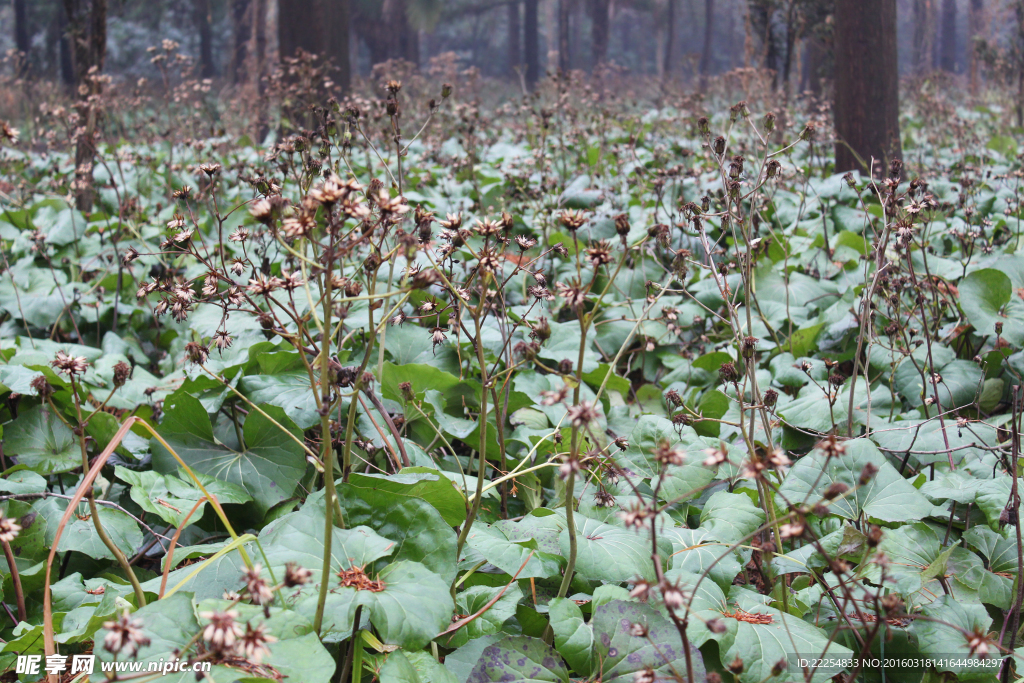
[
  {"left": 58, "top": 8, "right": 74, "bottom": 86},
  {"left": 591, "top": 0, "right": 609, "bottom": 70},
  {"left": 508, "top": 0, "right": 521, "bottom": 75},
  {"left": 253, "top": 0, "right": 267, "bottom": 76},
  {"left": 278, "top": 0, "right": 317, "bottom": 61},
  {"left": 939, "top": 0, "right": 957, "bottom": 71},
  {"left": 195, "top": 0, "right": 214, "bottom": 78},
  {"left": 1017, "top": 0, "right": 1024, "bottom": 127},
  {"left": 913, "top": 0, "right": 933, "bottom": 74},
  {"left": 63, "top": 0, "right": 107, "bottom": 212},
  {"left": 834, "top": 0, "right": 901, "bottom": 175},
  {"left": 664, "top": 0, "right": 676, "bottom": 77},
  {"left": 324, "top": 0, "right": 351, "bottom": 91},
  {"left": 781, "top": 0, "right": 797, "bottom": 92},
  {"left": 525, "top": 0, "right": 539, "bottom": 87},
  {"left": 968, "top": 0, "right": 983, "bottom": 94},
  {"left": 802, "top": 34, "right": 825, "bottom": 98},
  {"left": 699, "top": 0, "right": 715, "bottom": 88},
  {"left": 232, "top": 0, "right": 252, "bottom": 82},
  {"left": 558, "top": 0, "right": 569, "bottom": 73},
  {"left": 14, "top": 0, "right": 29, "bottom": 70}
]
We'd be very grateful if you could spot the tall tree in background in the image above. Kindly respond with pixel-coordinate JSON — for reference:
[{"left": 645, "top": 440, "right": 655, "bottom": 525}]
[
  {"left": 591, "top": 0, "right": 609, "bottom": 69},
  {"left": 524, "top": 0, "right": 539, "bottom": 87},
  {"left": 558, "top": 0, "right": 569, "bottom": 72},
  {"left": 58, "top": 9, "right": 74, "bottom": 85},
  {"left": 195, "top": 0, "right": 214, "bottom": 78},
  {"left": 780, "top": 0, "right": 798, "bottom": 91},
  {"left": 63, "top": 0, "right": 107, "bottom": 211},
  {"left": 912, "top": 0, "right": 934, "bottom": 73},
  {"left": 355, "top": 0, "right": 419, "bottom": 67},
  {"left": 231, "top": 0, "right": 253, "bottom": 83},
  {"left": 699, "top": 0, "right": 715, "bottom": 89},
  {"left": 939, "top": 0, "right": 957, "bottom": 71},
  {"left": 279, "top": 0, "right": 351, "bottom": 90},
  {"left": 13, "top": 0, "right": 29, "bottom": 71},
  {"left": 279, "top": 0, "right": 318, "bottom": 60},
  {"left": 834, "top": 0, "right": 901, "bottom": 174},
  {"left": 508, "top": 1, "right": 521, "bottom": 76},
  {"left": 968, "top": 0, "right": 984, "bottom": 93},
  {"left": 664, "top": 0, "right": 676, "bottom": 77},
  {"left": 324, "top": 0, "right": 351, "bottom": 92}
]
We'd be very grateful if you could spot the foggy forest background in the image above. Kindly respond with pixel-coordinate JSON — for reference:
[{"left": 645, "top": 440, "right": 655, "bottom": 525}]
[{"left": 0, "top": 0, "right": 1018, "bottom": 101}]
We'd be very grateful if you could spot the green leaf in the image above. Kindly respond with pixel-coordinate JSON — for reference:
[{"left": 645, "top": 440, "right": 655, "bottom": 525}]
[
  {"left": 337, "top": 483, "right": 459, "bottom": 584},
  {"left": 33, "top": 497, "right": 143, "bottom": 561},
  {"left": 549, "top": 599, "right": 705, "bottom": 683},
  {"left": 115, "top": 466, "right": 251, "bottom": 528},
  {"left": 960, "top": 268, "right": 1024, "bottom": 344},
  {"left": 694, "top": 601, "right": 853, "bottom": 683},
  {"left": 4, "top": 405, "right": 80, "bottom": 474},
  {"left": 700, "top": 491, "right": 766, "bottom": 544},
  {"left": 381, "top": 650, "right": 459, "bottom": 683},
  {"left": 150, "top": 393, "right": 306, "bottom": 516},
  {"left": 348, "top": 467, "right": 467, "bottom": 526},
  {"left": 561, "top": 514, "right": 672, "bottom": 583},
  {"left": 240, "top": 351, "right": 320, "bottom": 429},
  {"left": 94, "top": 593, "right": 199, "bottom": 671},
  {"left": 298, "top": 560, "right": 454, "bottom": 649},
  {"left": 614, "top": 415, "right": 715, "bottom": 502},
  {"left": 443, "top": 583, "right": 524, "bottom": 648},
  {"left": 464, "top": 635, "right": 570, "bottom": 683},
  {"left": 777, "top": 438, "right": 935, "bottom": 523},
  {"left": 911, "top": 596, "right": 997, "bottom": 675},
  {"left": 261, "top": 498, "right": 396, "bottom": 582},
  {"left": 662, "top": 527, "right": 747, "bottom": 591},
  {"left": 465, "top": 523, "right": 563, "bottom": 580},
  {"left": 381, "top": 361, "right": 464, "bottom": 404}
]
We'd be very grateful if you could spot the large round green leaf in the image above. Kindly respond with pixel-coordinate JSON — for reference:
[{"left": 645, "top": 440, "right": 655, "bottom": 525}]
[
  {"left": 150, "top": 393, "right": 306, "bottom": 516},
  {"left": 960, "top": 268, "right": 1024, "bottom": 344}
]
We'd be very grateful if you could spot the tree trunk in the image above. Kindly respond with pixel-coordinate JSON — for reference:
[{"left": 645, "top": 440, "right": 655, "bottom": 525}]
[
  {"left": 508, "top": 1, "right": 521, "bottom": 75},
  {"left": 968, "top": 0, "right": 983, "bottom": 93},
  {"left": 525, "top": 0, "right": 540, "bottom": 87},
  {"left": 253, "top": 0, "right": 267, "bottom": 77},
  {"left": 781, "top": 0, "right": 797, "bottom": 92},
  {"left": 699, "top": 0, "right": 714, "bottom": 89},
  {"left": 664, "top": 0, "right": 676, "bottom": 77},
  {"left": 939, "top": 0, "right": 957, "bottom": 71},
  {"left": 278, "top": 0, "right": 317, "bottom": 61},
  {"left": 324, "top": 0, "right": 351, "bottom": 91},
  {"left": 232, "top": 0, "right": 252, "bottom": 82},
  {"left": 195, "top": 0, "right": 214, "bottom": 78},
  {"left": 14, "top": 0, "right": 29, "bottom": 69},
  {"left": 1017, "top": 0, "right": 1024, "bottom": 127},
  {"left": 62, "top": 0, "right": 107, "bottom": 212},
  {"left": 591, "top": 0, "right": 609, "bottom": 70},
  {"left": 834, "top": 0, "right": 901, "bottom": 175},
  {"left": 558, "top": 0, "right": 569, "bottom": 73},
  {"left": 801, "top": 34, "right": 825, "bottom": 98},
  {"left": 58, "top": 9, "right": 74, "bottom": 86},
  {"left": 912, "top": 0, "right": 933, "bottom": 74}
]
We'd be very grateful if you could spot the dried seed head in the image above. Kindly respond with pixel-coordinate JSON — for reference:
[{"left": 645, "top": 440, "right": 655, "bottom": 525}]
[
  {"left": 239, "top": 622, "right": 277, "bottom": 663},
  {"left": 284, "top": 562, "right": 312, "bottom": 587},
  {"left": 859, "top": 462, "right": 879, "bottom": 486},
  {"left": 823, "top": 482, "right": 849, "bottom": 500},
  {"left": 30, "top": 375, "right": 53, "bottom": 399},
  {"left": 112, "top": 361, "right": 132, "bottom": 388},
  {"left": 199, "top": 610, "right": 243, "bottom": 654},
  {"left": 52, "top": 350, "right": 89, "bottom": 377},
  {"left": 0, "top": 513, "right": 21, "bottom": 543},
  {"left": 718, "top": 361, "right": 739, "bottom": 384},
  {"left": 102, "top": 609, "right": 150, "bottom": 657}
]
